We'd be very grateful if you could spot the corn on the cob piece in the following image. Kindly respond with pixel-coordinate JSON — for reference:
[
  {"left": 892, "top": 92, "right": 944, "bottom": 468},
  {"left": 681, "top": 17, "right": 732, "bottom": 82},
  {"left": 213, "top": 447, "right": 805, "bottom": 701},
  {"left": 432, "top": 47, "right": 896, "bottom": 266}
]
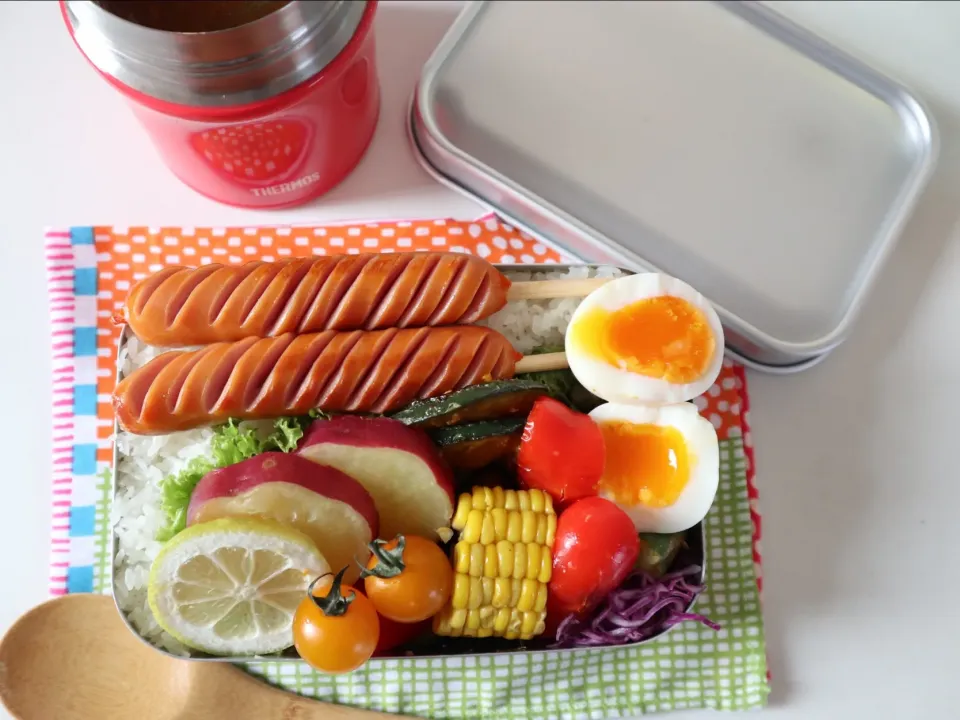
[{"left": 434, "top": 487, "right": 555, "bottom": 640}]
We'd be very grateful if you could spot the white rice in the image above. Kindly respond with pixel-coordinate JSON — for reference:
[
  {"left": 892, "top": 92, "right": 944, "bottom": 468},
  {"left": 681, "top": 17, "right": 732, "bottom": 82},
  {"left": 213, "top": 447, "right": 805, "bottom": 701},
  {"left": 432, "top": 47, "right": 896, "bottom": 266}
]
[
  {"left": 477, "top": 264, "right": 624, "bottom": 354},
  {"left": 112, "top": 265, "right": 624, "bottom": 654}
]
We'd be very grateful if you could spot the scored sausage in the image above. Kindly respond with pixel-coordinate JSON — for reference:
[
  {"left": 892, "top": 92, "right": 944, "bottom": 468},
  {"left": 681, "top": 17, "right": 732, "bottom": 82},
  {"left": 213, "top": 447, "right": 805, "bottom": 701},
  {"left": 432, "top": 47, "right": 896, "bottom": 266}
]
[
  {"left": 114, "top": 326, "right": 519, "bottom": 434},
  {"left": 121, "top": 253, "right": 512, "bottom": 347}
]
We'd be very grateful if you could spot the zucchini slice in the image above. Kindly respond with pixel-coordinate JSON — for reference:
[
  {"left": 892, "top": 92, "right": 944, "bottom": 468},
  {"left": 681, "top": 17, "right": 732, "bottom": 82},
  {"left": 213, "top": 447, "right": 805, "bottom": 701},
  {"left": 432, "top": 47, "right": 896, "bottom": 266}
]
[
  {"left": 635, "top": 532, "right": 687, "bottom": 577},
  {"left": 391, "top": 380, "right": 549, "bottom": 429},
  {"left": 428, "top": 418, "right": 527, "bottom": 471}
]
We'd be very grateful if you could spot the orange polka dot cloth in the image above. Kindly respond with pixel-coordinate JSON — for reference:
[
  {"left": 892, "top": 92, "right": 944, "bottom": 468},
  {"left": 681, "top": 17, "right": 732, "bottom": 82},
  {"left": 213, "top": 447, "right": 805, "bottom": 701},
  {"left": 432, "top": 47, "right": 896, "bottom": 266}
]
[{"left": 44, "top": 216, "right": 768, "bottom": 716}]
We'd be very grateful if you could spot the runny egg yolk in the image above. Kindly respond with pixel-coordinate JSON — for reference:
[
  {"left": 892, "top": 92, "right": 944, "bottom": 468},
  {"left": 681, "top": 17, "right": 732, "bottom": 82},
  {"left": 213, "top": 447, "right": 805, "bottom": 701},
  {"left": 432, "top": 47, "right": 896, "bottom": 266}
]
[
  {"left": 571, "top": 295, "right": 714, "bottom": 384},
  {"left": 596, "top": 420, "right": 690, "bottom": 508}
]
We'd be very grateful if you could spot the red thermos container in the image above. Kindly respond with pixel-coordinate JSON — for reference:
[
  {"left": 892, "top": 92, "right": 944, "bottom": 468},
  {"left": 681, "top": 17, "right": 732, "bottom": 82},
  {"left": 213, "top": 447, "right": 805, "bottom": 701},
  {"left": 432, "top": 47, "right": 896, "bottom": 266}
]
[{"left": 60, "top": 1, "right": 380, "bottom": 209}]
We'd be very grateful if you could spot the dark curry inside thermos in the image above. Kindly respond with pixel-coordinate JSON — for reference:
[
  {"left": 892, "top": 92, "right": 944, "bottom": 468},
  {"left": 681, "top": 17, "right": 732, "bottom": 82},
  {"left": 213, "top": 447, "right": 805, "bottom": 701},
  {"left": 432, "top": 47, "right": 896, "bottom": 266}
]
[{"left": 95, "top": 1, "right": 290, "bottom": 33}]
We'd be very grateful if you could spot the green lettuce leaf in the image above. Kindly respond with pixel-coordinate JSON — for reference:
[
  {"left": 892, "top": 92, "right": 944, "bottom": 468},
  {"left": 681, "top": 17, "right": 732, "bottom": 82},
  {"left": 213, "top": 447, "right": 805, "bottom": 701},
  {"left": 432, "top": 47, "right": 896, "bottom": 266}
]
[
  {"left": 157, "top": 455, "right": 215, "bottom": 542},
  {"left": 209, "top": 420, "right": 265, "bottom": 467},
  {"left": 155, "top": 413, "right": 328, "bottom": 541},
  {"left": 261, "top": 411, "right": 328, "bottom": 452}
]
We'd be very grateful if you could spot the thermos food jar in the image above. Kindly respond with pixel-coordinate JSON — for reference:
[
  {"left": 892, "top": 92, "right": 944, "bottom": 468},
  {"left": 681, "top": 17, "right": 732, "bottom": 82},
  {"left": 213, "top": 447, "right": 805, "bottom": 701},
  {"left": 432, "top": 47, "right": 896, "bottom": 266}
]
[{"left": 61, "top": 1, "right": 380, "bottom": 209}]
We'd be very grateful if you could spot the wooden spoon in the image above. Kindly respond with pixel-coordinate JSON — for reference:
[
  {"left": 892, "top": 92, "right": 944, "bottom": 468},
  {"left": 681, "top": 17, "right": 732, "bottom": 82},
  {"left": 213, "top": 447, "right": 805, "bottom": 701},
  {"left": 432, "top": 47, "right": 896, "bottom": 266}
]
[{"left": 0, "top": 594, "right": 397, "bottom": 720}]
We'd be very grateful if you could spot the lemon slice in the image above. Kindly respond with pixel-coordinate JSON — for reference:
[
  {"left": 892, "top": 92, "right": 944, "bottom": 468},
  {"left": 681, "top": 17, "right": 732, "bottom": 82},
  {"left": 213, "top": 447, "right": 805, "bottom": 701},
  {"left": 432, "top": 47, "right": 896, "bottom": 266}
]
[{"left": 147, "top": 517, "right": 329, "bottom": 655}]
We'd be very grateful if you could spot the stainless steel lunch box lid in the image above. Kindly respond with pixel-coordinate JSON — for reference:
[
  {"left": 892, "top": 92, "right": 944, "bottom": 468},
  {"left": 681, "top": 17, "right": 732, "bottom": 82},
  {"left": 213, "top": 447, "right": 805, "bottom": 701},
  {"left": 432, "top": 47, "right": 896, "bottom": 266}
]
[
  {"left": 63, "top": 0, "right": 367, "bottom": 107},
  {"left": 410, "top": 0, "right": 939, "bottom": 371}
]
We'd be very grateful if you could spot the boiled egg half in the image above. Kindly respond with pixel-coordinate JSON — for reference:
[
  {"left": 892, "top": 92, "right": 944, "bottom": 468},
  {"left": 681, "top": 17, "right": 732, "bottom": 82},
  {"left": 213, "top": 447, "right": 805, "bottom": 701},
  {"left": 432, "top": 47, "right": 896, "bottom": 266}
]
[
  {"left": 589, "top": 402, "right": 719, "bottom": 533},
  {"left": 565, "top": 273, "right": 724, "bottom": 406}
]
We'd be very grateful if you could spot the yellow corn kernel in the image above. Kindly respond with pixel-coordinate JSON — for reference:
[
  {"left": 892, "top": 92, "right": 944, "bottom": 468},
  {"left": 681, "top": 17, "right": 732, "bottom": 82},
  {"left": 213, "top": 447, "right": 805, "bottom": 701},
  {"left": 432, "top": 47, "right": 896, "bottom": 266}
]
[
  {"left": 483, "top": 486, "right": 496, "bottom": 508},
  {"left": 452, "top": 573, "right": 470, "bottom": 609},
  {"left": 535, "top": 514, "right": 548, "bottom": 545},
  {"left": 461, "top": 509, "right": 484, "bottom": 543},
  {"left": 517, "top": 578, "right": 539, "bottom": 612},
  {"left": 510, "top": 578, "right": 522, "bottom": 607},
  {"left": 448, "top": 608, "right": 467, "bottom": 630},
  {"left": 517, "top": 490, "right": 531, "bottom": 511},
  {"left": 480, "top": 513, "right": 496, "bottom": 545},
  {"left": 538, "top": 547, "right": 552, "bottom": 584},
  {"left": 525, "top": 543, "right": 540, "bottom": 580},
  {"left": 452, "top": 493, "right": 472, "bottom": 530},
  {"left": 448, "top": 609, "right": 467, "bottom": 630},
  {"left": 495, "top": 541, "right": 513, "bottom": 579},
  {"left": 512, "top": 543, "right": 527, "bottom": 579},
  {"left": 468, "top": 576, "right": 483, "bottom": 609},
  {"left": 492, "top": 577, "right": 512, "bottom": 608},
  {"left": 437, "top": 526, "right": 454, "bottom": 544},
  {"left": 435, "top": 604, "right": 548, "bottom": 639},
  {"left": 466, "top": 609, "right": 481, "bottom": 630},
  {"left": 435, "top": 485, "right": 554, "bottom": 641},
  {"left": 520, "top": 611, "right": 539, "bottom": 637},
  {"left": 480, "top": 577, "right": 494, "bottom": 605},
  {"left": 473, "top": 486, "right": 493, "bottom": 509},
  {"left": 545, "top": 513, "right": 557, "bottom": 546},
  {"left": 468, "top": 543, "right": 485, "bottom": 577},
  {"left": 534, "top": 582, "right": 548, "bottom": 612},
  {"left": 478, "top": 606, "right": 496, "bottom": 629},
  {"left": 453, "top": 542, "right": 471, "bottom": 574},
  {"left": 528, "top": 488, "right": 545, "bottom": 513},
  {"left": 532, "top": 617, "right": 546, "bottom": 638},
  {"left": 491, "top": 508, "right": 507, "bottom": 540},
  {"left": 505, "top": 511, "right": 521, "bottom": 542},
  {"left": 483, "top": 544, "right": 499, "bottom": 578},
  {"left": 521, "top": 510, "right": 537, "bottom": 543}
]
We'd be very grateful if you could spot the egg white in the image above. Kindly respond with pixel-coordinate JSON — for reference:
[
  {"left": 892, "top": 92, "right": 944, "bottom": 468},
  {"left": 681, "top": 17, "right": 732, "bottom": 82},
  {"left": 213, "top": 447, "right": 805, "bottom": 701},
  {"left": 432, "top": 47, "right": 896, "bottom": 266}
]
[
  {"left": 589, "top": 402, "right": 719, "bottom": 534},
  {"left": 565, "top": 273, "right": 725, "bottom": 406}
]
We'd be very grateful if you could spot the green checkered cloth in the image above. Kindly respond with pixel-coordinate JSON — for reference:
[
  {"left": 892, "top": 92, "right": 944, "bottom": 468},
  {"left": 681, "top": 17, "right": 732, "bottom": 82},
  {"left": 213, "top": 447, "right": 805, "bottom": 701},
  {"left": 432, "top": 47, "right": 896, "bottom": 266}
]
[{"left": 237, "top": 435, "right": 769, "bottom": 717}]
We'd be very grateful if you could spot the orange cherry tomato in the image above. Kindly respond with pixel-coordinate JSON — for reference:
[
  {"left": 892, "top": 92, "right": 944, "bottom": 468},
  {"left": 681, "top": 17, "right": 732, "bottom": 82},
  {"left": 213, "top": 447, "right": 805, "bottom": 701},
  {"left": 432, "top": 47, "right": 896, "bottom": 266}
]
[
  {"left": 362, "top": 535, "right": 453, "bottom": 623},
  {"left": 293, "top": 567, "right": 380, "bottom": 674}
]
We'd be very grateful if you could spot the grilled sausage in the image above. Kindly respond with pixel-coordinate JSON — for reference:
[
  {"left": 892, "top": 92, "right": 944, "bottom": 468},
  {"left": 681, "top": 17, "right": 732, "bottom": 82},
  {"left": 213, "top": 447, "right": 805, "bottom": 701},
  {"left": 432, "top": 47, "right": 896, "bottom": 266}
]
[
  {"left": 121, "top": 253, "right": 512, "bottom": 346},
  {"left": 114, "top": 326, "right": 519, "bottom": 434}
]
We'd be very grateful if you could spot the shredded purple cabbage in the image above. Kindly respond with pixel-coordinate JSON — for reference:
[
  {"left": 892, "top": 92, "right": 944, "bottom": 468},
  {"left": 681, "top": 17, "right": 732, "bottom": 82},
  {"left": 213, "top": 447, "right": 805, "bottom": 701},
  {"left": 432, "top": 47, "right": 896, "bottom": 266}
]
[{"left": 552, "top": 565, "right": 720, "bottom": 648}]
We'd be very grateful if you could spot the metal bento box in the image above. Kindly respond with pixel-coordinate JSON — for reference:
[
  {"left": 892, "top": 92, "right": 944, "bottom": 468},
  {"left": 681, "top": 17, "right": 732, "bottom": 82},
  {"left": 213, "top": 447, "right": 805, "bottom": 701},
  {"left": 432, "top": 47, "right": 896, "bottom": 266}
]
[
  {"left": 410, "top": 0, "right": 938, "bottom": 373},
  {"left": 110, "top": 263, "right": 708, "bottom": 662}
]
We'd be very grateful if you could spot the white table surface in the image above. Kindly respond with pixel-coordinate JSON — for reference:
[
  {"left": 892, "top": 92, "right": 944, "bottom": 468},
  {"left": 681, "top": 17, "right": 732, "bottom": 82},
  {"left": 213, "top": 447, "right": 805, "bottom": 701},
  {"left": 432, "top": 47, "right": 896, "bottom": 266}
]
[{"left": 1, "top": 1, "right": 959, "bottom": 718}]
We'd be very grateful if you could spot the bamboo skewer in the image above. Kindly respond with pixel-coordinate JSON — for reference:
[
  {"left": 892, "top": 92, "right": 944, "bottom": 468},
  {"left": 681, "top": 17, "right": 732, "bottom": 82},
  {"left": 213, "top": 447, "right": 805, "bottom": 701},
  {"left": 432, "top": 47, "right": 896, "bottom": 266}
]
[
  {"left": 515, "top": 352, "right": 569, "bottom": 373},
  {"left": 506, "top": 277, "right": 608, "bottom": 374},
  {"left": 505, "top": 276, "right": 613, "bottom": 302}
]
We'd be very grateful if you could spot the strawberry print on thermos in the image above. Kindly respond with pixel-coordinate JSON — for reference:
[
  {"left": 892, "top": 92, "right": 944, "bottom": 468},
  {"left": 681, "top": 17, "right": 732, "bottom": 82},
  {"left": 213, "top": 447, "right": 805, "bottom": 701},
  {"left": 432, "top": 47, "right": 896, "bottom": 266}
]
[
  {"left": 60, "top": 1, "right": 380, "bottom": 209},
  {"left": 190, "top": 120, "right": 313, "bottom": 189}
]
